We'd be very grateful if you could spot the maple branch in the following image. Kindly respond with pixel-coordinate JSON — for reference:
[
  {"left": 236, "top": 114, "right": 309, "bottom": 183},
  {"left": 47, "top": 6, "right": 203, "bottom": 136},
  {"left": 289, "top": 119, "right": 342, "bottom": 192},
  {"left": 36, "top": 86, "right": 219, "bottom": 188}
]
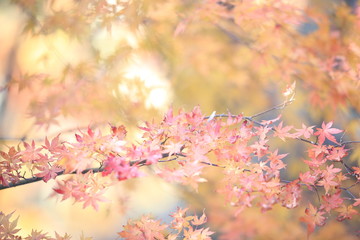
[
  {"left": 0, "top": 152, "right": 183, "bottom": 190},
  {"left": 158, "top": 157, "right": 179, "bottom": 163},
  {"left": 249, "top": 99, "right": 294, "bottom": 119},
  {"left": 340, "top": 187, "right": 357, "bottom": 200},
  {"left": 0, "top": 150, "right": 228, "bottom": 190},
  {"left": 2, "top": 103, "right": 359, "bottom": 195},
  {"left": 204, "top": 99, "right": 294, "bottom": 121},
  {"left": 0, "top": 136, "right": 29, "bottom": 142},
  {"left": 313, "top": 186, "right": 322, "bottom": 203},
  {"left": 339, "top": 140, "right": 360, "bottom": 146},
  {"left": 159, "top": 154, "right": 226, "bottom": 168},
  {"left": 341, "top": 160, "right": 354, "bottom": 175},
  {"left": 203, "top": 113, "right": 237, "bottom": 120},
  {"left": 0, "top": 167, "right": 104, "bottom": 191}
]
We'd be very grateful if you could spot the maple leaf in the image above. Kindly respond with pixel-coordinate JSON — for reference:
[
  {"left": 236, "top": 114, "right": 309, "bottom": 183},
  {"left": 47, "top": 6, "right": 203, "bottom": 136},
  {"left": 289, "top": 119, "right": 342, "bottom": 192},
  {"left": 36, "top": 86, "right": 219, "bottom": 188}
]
[
  {"left": 267, "top": 149, "right": 288, "bottom": 171},
  {"left": 191, "top": 209, "right": 208, "bottom": 226},
  {"left": 54, "top": 231, "right": 72, "bottom": 240},
  {"left": 163, "top": 106, "right": 174, "bottom": 125},
  {"left": 181, "top": 161, "right": 207, "bottom": 191},
  {"left": 110, "top": 124, "right": 127, "bottom": 139},
  {"left": 0, "top": 146, "right": 20, "bottom": 162},
  {"left": 82, "top": 190, "right": 107, "bottom": 211},
  {"left": 53, "top": 180, "right": 74, "bottom": 201},
  {"left": 79, "top": 231, "right": 93, "bottom": 240},
  {"left": 35, "top": 164, "right": 64, "bottom": 182},
  {"left": 317, "top": 176, "right": 339, "bottom": 194},
  {"left": 18, "top": 140, "right": 42, "bottom": 162},
  {"left": 317, "top": 165, "right": 341, "bottom": 194},
  {"left": 260, "top": 114, "right": 282, "bottom": 125},
  {"left": 324, "top": 164, "right": 342, "bottom": 176},
  {"left": 143, "top": 144, "right": 163, "bottom": 165},
  {"left": 295, "top": 123, "right": 315, "bottom": 139},
  {"left": 300, "top": 203, "right": 327, "bottom": 239},
  {"left": 126, "top": 144, "right": 143, "bottom": 160},
  {"left": 26, "top": 229, "right": 51, "bottom": 239},
  {"left": 280, "top": 180, "right": 301, "bottom": 209},
  {"left": 309, "top": 144, "right": 329, "bottom": 158},
  {"left": 185, "top": 106, "right": 204, "bottom": 127},
  {"left": 118, "top": 215, "right": 167, "bottom": 240},
  {"left": 299, "top": 171, "right": 320, "bottom": 190},
  {"left": 321, "top": 191, "right": 343, "bottom": 212},
  {"left": 72, "top": 152, "right": 94, "bottom": 173},
  {"left": 250, "top": 139, "right": 269, "bottom": 157},
  {"left": 155, "top": 167, "right": 185, "bottom": 183},
  {"left": 273, "top": 121, "right": 296, "bottom": 141},
  {"left": 255, "top": 126, "right": 271, "bottom": 141},
  {"left": 326, "top": 146, "right": 348, "bottom": 161},
  {"left": 102, "top": 155, "right": 143, "bottom": 181},
  {"left": 43, "top": 134, "right": 65, "bottom": 153},
  {"left": 225, "top": 112, "right": 243, "bottom": 126},
  {"left": 188, "top": 143, "right": 210, "bottom": 163},
  {"left": 184, "top": 227, "right": 214, "bottom": 240},
  {"left": 163, "top": 141, "right": 184, "bottom": 157},
  {"left": 335, "top": 205, "right": 359, "bottom": 221},
  {"left": 0, "top": 211, "right": 20, "bottom": 239},
  {"left": 183, "top": 173, "right": 207, "bottom": 192},
  {"left": 314, "top": 121, "right": 343, "bottom": 145},
  {"left": 304, "top": 145, "right": 329, "bottom": 168},
  {"left": 171, "top": 207, "right": 189, "bottom": 219},
  {"left": 170, "top": 207, "right": 193, "bottom": 232}
]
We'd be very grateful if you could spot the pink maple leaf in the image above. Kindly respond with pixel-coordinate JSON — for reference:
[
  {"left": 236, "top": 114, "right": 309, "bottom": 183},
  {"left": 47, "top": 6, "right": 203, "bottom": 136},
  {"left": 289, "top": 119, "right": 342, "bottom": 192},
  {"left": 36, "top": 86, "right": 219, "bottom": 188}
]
[
  {"left": 321, "top": 191, "right": 343, "bottom": 212},
  {"left": 273, "top": 121, "right": 296, "bottom": 141},
  {"left": 295, "top": 123, "right": 315, "bottom": 139},
  {"left": 82, "top": 190, "right": 107, "bottom": 211},
  {"left": 314, "top": 121, "right": 343, "bottom": 145},
  {"left": 35, "top": 164, "right": 63, "bottom": 182}
]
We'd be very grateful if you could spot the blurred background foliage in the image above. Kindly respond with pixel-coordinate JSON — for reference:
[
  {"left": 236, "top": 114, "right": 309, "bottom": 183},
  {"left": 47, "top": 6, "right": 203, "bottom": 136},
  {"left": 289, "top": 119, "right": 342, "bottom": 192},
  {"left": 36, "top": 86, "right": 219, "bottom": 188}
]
[{"left": 0, "top": 0, "right": 360, "bottom": 239}]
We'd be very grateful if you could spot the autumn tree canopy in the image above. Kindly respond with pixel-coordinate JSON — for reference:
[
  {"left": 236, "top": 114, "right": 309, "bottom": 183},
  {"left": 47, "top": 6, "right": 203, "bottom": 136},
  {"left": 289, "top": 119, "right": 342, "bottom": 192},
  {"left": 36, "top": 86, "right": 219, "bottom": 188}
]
[{"left": 1, "top": 0, "right": 360, "bottom": 239}]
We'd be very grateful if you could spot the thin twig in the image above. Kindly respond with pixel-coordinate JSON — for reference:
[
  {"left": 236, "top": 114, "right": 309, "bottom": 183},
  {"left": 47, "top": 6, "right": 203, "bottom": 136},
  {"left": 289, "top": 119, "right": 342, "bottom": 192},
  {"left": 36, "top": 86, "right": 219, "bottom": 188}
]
[
  {"left": 203, "top": 113, "right": 237, "bottom": 120},
  {"left": 339, "top": 140, "right": 360, "bottom": 146},
  {"left": 340, "top": 187, "right": 357, "bottom": 200},
  {"left": 342, "top": 182, "right": 358, "bottom": 191},
  {"left": 250, "top": 99, "right": 294, "bottom": 118}
]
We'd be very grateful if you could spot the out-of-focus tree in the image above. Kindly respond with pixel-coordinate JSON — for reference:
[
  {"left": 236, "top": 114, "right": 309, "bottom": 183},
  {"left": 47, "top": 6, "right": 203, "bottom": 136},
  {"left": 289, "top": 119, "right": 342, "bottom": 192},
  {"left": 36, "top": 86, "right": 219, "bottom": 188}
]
[{"left": 1, "top": 0, "right": 360, "bottom": 239}]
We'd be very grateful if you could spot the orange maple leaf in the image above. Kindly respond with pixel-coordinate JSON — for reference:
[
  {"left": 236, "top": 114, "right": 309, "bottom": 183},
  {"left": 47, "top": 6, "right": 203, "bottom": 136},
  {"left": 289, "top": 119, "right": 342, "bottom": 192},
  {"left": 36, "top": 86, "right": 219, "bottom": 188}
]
[{"left": 300, "top": 203, "right": 326, "bottom": 239}]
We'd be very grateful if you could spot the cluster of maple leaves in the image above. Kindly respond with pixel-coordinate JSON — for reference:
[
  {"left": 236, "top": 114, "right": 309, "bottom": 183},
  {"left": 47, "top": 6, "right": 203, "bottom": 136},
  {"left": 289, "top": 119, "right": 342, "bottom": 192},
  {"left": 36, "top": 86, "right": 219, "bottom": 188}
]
[
  {"left": 7, "top": 0, "right": 360, "bottom": 129},
  {"left": 193, "top": 0, "right": 360, "bottom": 111},
  {"left": 2, "top": 0, "right": 360, "bottom": 239},
  {"left": 1, "top": 103, "right": 360, "bottom": 238},
  {"left": 0, "top": 207, "right": 213, "bottom": 240}
]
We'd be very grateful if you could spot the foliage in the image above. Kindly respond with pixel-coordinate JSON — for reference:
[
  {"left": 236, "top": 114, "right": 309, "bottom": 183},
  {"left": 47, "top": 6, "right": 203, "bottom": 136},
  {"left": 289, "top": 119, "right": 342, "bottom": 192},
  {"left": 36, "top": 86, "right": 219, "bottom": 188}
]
[
  {"left": 1, "top": 101, "right": 360, "bottom": 238},
  {"left": 1, "top": 0, "right": 360, "bottom": 239}
]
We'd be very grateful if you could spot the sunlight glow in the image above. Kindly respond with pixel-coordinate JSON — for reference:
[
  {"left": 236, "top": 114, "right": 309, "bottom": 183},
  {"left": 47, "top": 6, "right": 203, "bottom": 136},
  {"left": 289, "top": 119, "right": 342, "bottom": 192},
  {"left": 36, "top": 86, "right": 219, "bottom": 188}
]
[
  {"left": 121, "top": 55, "right": 172, "bottom": 110},
  {"left": 93, "top": 22, "right": 171, "bottom": 110}
]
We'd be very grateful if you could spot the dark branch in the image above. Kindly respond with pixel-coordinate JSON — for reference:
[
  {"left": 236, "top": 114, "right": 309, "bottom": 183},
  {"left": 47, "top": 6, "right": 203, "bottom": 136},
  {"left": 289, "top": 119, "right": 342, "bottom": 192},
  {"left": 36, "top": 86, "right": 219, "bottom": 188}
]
[{"left": 0, "top": 167, "right": 104, "bottom": 191}]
